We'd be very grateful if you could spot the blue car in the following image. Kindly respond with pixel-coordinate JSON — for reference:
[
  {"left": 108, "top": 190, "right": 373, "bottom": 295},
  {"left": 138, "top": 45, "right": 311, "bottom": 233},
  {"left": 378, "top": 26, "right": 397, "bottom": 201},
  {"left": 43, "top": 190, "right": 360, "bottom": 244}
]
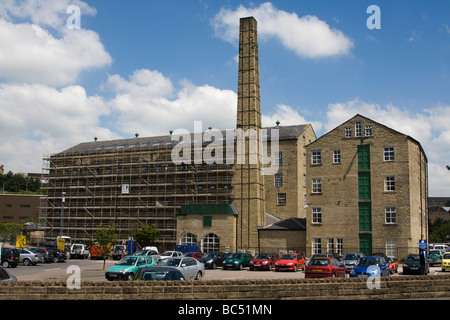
[{"left": 349, "top": 256, "right": 390, "bottom": 277}]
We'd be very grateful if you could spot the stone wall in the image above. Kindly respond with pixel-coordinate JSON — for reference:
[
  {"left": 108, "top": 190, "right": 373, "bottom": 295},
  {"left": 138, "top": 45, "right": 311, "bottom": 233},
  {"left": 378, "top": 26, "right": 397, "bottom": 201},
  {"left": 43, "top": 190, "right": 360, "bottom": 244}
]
[{"left": 1, "top": 275, "right": 449, "bottom": 300}]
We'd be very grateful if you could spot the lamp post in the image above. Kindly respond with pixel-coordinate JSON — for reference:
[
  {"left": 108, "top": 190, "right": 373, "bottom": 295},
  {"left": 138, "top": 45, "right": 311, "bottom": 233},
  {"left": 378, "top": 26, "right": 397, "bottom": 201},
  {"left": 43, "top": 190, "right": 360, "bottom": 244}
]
[{"left": 60, "top": 192, "right": 66, "bottom": 237}]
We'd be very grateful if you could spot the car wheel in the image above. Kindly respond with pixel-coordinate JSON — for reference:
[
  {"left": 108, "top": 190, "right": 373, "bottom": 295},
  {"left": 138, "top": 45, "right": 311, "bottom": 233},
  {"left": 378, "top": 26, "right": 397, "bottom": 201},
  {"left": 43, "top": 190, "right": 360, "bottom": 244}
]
[
  {"left": 23, "top": 258, "right": 31, "bottom": 266},
  {"left": 195, "top": 271, "right": 203, "bottom": 280},
  {"left": 293, "top": 265, "right": 297, "bottom": 272},
  {"left": 1, "top": 261, "right": 10, "bottom": 268},
  {"left": 239, "top": 264, "right": 243, "bottom": 270},
  {"left": 212, "top": 263, "right": 216, "bottom": 270},
  {"left": 127, "top": 273, "right": 134, "bottom": 281}
]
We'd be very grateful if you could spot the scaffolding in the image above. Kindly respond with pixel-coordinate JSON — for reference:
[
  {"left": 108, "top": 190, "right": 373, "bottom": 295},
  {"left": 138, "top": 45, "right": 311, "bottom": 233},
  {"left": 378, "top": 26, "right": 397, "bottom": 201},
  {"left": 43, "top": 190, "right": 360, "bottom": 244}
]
[{"left": 39, "top": 134, "right": 234, "bottom": 250}]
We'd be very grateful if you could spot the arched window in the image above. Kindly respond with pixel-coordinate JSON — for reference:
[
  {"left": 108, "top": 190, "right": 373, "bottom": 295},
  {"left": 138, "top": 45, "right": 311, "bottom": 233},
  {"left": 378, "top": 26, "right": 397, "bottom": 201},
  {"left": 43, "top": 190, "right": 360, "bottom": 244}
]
[
  {"left": 202, "top": 233, "right": 220, "bottom": 253},
  {"left": 180, "top": 233, "right": 197, "bottom": 246}
]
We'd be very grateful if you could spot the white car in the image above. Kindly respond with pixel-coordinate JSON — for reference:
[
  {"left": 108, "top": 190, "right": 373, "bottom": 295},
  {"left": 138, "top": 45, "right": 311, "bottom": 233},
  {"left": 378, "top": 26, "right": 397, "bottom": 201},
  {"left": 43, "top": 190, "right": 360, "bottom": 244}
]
[{"left": 159, "top": 251, "right": 184, "bottom": 260}]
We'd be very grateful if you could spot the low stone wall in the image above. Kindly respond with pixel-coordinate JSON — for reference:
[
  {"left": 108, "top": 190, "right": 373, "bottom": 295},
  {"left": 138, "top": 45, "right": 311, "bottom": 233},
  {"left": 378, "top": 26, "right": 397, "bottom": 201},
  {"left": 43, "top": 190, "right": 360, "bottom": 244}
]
[{"left": 1, "top": 275, "right": 449, "bottom": 300}]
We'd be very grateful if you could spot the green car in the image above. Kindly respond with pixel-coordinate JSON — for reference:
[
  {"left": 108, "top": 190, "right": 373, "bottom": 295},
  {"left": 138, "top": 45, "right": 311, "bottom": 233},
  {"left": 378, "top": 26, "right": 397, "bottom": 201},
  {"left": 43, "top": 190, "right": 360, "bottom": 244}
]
[
  {"left": 105, "top": 255, "right": 157, "bottom": 281},
  {"left": 223, "top": 253, "right": 253, "bottom": 270}
]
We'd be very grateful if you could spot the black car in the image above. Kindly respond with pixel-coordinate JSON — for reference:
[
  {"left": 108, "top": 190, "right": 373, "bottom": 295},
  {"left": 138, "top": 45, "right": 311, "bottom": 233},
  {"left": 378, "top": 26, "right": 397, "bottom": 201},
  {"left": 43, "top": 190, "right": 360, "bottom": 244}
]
[
  {"left": 198, "top": 252, "right": 230, "bottom": 269},
  {"left": 134, "top": 267, "right": 186, "bottom": 281},
  {"left": 49, "top": 248, "right": 67, "bottom": 263},
  {"left": 403, "top": 253, "right": 429, "bottom": 275},
  {"left": 1, "top": 248, "right": 20, "bottom": 268}
]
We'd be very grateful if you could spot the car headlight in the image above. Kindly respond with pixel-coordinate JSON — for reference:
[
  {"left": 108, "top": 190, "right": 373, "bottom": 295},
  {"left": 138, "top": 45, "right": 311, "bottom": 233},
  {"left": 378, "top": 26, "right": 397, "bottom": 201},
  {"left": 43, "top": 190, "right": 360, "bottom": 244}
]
[
  {"left": 287, "top": 263, "right": 293, "bottom": 266},
  {"left": 234, "top": 261, "right": 239, "bottom": 264}
]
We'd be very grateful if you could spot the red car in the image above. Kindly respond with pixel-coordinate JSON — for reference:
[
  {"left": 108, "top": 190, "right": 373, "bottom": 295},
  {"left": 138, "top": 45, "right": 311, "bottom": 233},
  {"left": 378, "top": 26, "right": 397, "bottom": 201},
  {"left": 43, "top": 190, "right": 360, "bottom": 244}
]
[
  {"left": 274, "top": 253, "right": 305, "bottom": 272},
  {"left": 386, "top": 257, "right": 398, "bottom": 274},
  {"left": 183, "top": 252, "right": 204, "bottom": 260},
  {"left": 249, "top": 253, "right": 279, "bottom": 271},
  {"left": 305, "top": 257, "right": 346, "bottom": 278}
]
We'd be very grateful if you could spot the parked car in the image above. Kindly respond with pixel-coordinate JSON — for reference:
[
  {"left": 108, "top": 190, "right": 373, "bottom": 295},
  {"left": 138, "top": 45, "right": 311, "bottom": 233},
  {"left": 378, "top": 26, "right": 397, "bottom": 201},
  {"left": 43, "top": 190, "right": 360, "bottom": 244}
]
[
  {"left": 223, "top": 253, "right": 253, "bottom": 270},
  {"left": 341, "top": 252, "right": 364, "bottom": 273},
  {"left": 157, "top": 257, "right": 205, "bottom": 280},
  {"left": 305, "top": 257, "right": 346, "bottom": 278},
  {"left": 134, "top": 266, "right": 186, "bottom": 281},
  {"left": 112, "top": 244, "right": 127, "bottom": 260},
  {"left": 305, "top": 253, "right": 334, "bottom": 266},
  {"left": 428, "top": 250, "right": 443, "bottom": 266},
  {"left": 159, "top": 251, "right": 184, "bottom": 260},
  {"left": 70, "top": 243, "right": 90, "bottom": 259},
  {"left": 183, "top": 252, "right": 205, "bottom": 260},
  {"left": 105, "top": 255, "right": 158, "bottom": 281},
  {"left": 198, "top": 252, "right": 229, "bottom": 269},
  {"left": 403, "top": 253, "right": 429, "bottom": 275},
  {"left": 49, "top": 248, "right": 67, "bottom": 263},
  {"left": 0, "top": 266, "right": 16, "bottom": 282},
  {"left": 441, "top": 252, "right": 450, "bottom": 272},
  {"left": 274, "top": 253, "right": 305, "bottom": 272},
  {"left": 30, "top": 248, "right": 55, "bottom": 263},
  {"left": 1, "top": 248, "right": 20, "bottom": 268},
  {"left": 350, "top": 256, "right": 390, "bottom": 278},
  {"left": 134, "top": 249, "right": 161, "bottom": 261},
  {"left": 249, "top": 253, "right": 279, "bottom": 271},
  {"left": 19, "top": 248, "right": 43, "bottom": 266},
  {"left": 386, "top": 257, "right": 398, "bottom": 274}
]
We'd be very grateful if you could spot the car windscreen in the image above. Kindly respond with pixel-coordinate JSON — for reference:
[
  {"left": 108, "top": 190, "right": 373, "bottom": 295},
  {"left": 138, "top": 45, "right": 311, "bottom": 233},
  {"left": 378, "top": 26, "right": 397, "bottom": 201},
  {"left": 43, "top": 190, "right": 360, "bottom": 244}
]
[
  {"left": 158, "top": 258, "right": 182, "bottom": 267},
  {"left": 343, "top": 254, "right": 358, "bottom": 260},
  {"left": 117, "top": 257, "right": 137, "bottom": 265},
  {"left": 443, "top": 254, "right": 450, "bottom": 259},
  {"left": 357, "top": 258, "right": 379, "bottom": 267},
  {"left": 406, "top": 255, "right": 420, "bottom": 262},
  {"left": 309, "top": 259, "right": 330, "bottom": 266},
  {"left": 255, "top": 254, "right": 270, "bottom": 259},
  {"left": 281, "top": 254, "right": 296, "bottom": 260},
  {"left": 229, "top": 253, "right": 244, "bottom": 259}
]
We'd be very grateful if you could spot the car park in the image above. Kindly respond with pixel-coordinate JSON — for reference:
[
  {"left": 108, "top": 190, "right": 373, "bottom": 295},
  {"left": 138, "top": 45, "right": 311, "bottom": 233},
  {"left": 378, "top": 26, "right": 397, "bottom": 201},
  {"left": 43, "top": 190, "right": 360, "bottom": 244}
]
[
  {"left": 441, "top": 252, "right": 450, "bottom": 272},
  {"left": 341, "top": 252, "right": 364, "bottom": 273},
  {"left": 198, "top": 252, "right": 229, "bottom": 269},
  {"left": 305, "top": 253, "right": 334, "bottom": 266},
  {"left": 50, "top": 248, "right": 67, "bottom": 263},
  {"left": 403, "top": 253, "right": 429, "bottom": 275},
  {"left": 428, "top": 250, "right": 443, "bottom": 266},
  {"left": 112, "top": 244, "right": 127, "bottom": 260},
  {"left": 70, "top": 243, "right": 90, "bottom": 259},
  {"left": 223, "top": 253, "right": 253, "bottom": 270},
  {"left": 249, "top": 253, "right": 279, "bottom": 271},
  {"left": 350, "top": 256, "right": 390, "bottom": 278},
  {"left": 105, "top": 255, "right": 157, "bottom": 281},
  {"left": 134, "top": 266, "right": 186, "bottom": 281},
  {"left": 1, "top": 248, "right": 20, "bottom": 268},
  {"left": 386, "top": 257, "right": 398, "bottom": 274},
  {"left": 274, "top": 253, "right": 305, "bottom": 272},
  {"left": 183, "top": 252, "right": 205, "bottom": 260},
  {"left": 157, "top": 257, "right": 205, "bottom": 280},
  {"left": 19, "top": 248, "right": 44, "bottom": 266},
  {"left": 305, "top": 257, "right": 346, "bottom": 278},
  {"left": 159, "top": 251, "right": 184, "bottom": 260},
  {"left": 0, "top": 266, "right": 16, "bottom": 282},
  {"left": 30, "top": 248, "right": 54, "bottom": 263}
]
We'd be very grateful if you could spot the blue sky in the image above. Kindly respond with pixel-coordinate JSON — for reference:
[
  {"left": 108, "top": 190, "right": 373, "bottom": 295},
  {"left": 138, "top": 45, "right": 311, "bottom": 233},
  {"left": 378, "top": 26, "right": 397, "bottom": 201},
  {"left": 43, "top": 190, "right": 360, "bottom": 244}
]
[{"left": 0, "top": 0, "right": 450, "bottom": 196}]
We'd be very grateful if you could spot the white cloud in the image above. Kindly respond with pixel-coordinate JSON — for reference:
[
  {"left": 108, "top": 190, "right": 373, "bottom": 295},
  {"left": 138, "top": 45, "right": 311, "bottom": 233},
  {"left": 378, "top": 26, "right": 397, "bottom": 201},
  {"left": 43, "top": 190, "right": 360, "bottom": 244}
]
[
  {"left": 106, "top": 69, "right": 237, "bottom": 137},
  {"left": 0, "top": 1, "right": 111, "bottom": 86},
  {"left": 262, "top": 104, "right": 322, "bottom": 131},
  {"left": 212, "top": 2, "right": 353, "bottom": 59},
  {"left": 0, "top": 83, "right": 118, "bottom": 172}
]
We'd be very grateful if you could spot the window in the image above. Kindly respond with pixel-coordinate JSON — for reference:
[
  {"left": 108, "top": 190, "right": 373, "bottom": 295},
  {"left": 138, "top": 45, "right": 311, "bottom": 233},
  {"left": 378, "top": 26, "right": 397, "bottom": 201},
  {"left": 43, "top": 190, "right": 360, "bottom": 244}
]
[
  {"left": 385, "top": 206, "right": 397, "bottom": 224},
  {"left": 327, "top": 238, "right": 335, "bottom": 254},
  {"left": 386, "top": 240, "right": 397, "bottom": 258},
  {"left": 203, "top": 216, "right": 212, "bottom": 227},
  {"left": 365, "top": 126, "right": 373, "bottom": 136},
  {"left": 384, "top": 176, "right": 396, "bottom": 191},
  {"left": 312, "top": 207, "right": 322, "bottom": 224},
  {"left": 312, "top": 238, "right": 322, "bottom": 254},
  {"left": 202, "top": 233, "right": 220, "bottom": 253},
  {"left": 274, "top": 173, "right": 283, "bottom": 187},
  {"left": 384, "top": 147, "right": 395, "bottom": 161},
  {"left": 275, "top": 152, "right": 283, "bottom": 166},
  {"left": 333, "top": 150, "right": 341, "bottom": 164},
  {"left": 277, "top": 193, "right": 286, "bottom": 206},
  {"left": 311, "top": 151, "right": 321, "bottom": 165},
  {"left": 345, "top": 127, "right": 352, "bottom": 138},
  {"left": 180, "top": 233, "right": 197, "bottom": 246},
  {"left": 355, "top": 121, "right": 362, "bottom": 137},
  {"left": 337, "top": 238, "right": 344, "bottom": 256},
  {"left": 312, "top": 178, "right": 322, "bottom": 193}
]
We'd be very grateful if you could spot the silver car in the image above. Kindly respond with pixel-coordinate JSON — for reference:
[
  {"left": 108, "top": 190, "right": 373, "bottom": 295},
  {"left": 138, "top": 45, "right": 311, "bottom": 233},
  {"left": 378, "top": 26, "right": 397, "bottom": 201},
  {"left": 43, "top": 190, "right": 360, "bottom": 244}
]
[
  {"left": 157, "top": 257, "right": 205, "bottom": 280},
  {"left": 0, "top": 266, "right": 16, "bottom": 281},
  {"left": 342, "top": 252, "right": 364, "bottom": 273},
  {"left": 19, "top": 248, "right": 44, "bottom": 266}
]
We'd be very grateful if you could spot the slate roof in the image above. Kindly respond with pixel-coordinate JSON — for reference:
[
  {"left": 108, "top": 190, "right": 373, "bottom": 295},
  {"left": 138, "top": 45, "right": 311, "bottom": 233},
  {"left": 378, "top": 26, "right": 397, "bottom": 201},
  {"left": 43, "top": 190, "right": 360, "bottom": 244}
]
[{"left": 260, "top": 217, "right": 307, "bottom": 230}]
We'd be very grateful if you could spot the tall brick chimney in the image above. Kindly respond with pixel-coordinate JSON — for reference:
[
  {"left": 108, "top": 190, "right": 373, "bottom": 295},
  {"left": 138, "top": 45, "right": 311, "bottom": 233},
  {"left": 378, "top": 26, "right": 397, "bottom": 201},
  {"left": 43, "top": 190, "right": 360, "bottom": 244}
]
[{"left": 233, "top": 17, "right": 265, "bottom": 251}]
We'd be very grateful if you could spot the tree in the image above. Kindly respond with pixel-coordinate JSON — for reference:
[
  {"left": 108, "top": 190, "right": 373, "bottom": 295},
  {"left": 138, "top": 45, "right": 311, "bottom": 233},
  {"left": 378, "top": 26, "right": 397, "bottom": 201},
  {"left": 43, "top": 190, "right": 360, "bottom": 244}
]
[
  {"left": 0, "top": 221, "right": 23, "bottom": 244},
  {"left": 94, "top": 224, "right": 118, "bottom": 270},
  {"left": 133, "top": 224, "right": 159, "bottom": 248},
  {"left": 429, "top": 219, "right": 450, "bottom": 243}
]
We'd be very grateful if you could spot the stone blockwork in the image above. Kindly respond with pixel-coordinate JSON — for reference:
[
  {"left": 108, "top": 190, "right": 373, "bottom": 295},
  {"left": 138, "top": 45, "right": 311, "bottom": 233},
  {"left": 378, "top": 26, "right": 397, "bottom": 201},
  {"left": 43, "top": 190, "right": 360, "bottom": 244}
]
[{"left": 1, "top": 276, "right": 449, "bottom": 300}]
